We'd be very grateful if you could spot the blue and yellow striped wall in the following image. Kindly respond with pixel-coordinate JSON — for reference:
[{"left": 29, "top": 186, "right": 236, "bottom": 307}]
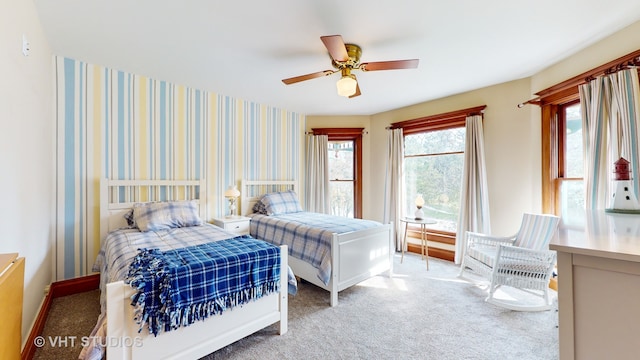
[{"left": 55, "top": 56, "right": 303, "bottom": 279}]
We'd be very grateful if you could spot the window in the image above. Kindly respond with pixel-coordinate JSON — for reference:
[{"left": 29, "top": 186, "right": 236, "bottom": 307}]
[
  {"left": 390, "top": 105, "right": 485, "bottom": 249},
  {"left": 312, "top": 128, "right": 363, "bottom": 218},
  {"left": 541, "top": 98, "right": 587, "bottom": 228},
  {"left": 541, "top": 98, "right": 584, "bottom": 226},
  {"left": 404, "top": 128, "right": 465, "bottom": 232},
  {"left": 329, "top": 140, "right": 355, "bottom": 217},
  {"left": 557, "top": 101, "right": 585, "bottom": 225}
]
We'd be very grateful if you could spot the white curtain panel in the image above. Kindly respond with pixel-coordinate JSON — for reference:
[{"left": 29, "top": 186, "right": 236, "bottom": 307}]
[
  {"left": 579, "top": 76, "right": 613, "bottom": 209},
  {"left": 609, "top": 69, "right": 640, "bottom": 199},
  {"left": 305, "top": 134, "right": 330, "bottom": 213},
  {"left": 383, "top": 128, "right": 405, "bottom": 250},
  {"left": 455, "top": 115, "right": 491, "bottom": 264}
]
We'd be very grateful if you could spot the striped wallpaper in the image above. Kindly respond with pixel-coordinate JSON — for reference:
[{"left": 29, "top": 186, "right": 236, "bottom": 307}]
[{"left": 55, "top": 56, "right": 303, "bottom": 280}]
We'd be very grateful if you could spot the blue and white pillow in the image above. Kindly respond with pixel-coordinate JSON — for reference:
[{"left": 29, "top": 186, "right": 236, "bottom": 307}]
[
  {"left": 132, "top": 200, "right": 203, "bottom": 232},
  {"left": 260, "top": 190, "right": 303, "bottom": 215}
]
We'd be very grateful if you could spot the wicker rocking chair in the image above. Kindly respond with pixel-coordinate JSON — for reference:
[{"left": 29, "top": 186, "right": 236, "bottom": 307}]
[{"left": 458, "top": 213, "right": 560, "bottom": 311}]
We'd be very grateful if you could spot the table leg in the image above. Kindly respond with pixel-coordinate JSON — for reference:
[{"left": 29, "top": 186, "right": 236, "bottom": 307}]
[
  {"left": 420, "top": 224, "right": 425, "bottom": 259},
  {"left": 401, "top": 221, "right": 408, "bottom": 263},
  {"left": 423, "top": 224, "right": 429, "bottom": 270}
]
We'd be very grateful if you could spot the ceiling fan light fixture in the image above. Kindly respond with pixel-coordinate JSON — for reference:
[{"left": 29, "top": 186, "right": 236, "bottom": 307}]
[
  {"left": 336, "top": 74, "right": 357, "bottom": 97},
  {"left": 281, "top": 35, "right": 419, "bottom": 98}
]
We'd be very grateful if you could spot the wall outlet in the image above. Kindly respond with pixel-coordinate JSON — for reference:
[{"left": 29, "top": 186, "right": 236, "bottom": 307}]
[{"left": 22, "top": 34, "right": 30, "bottom": 56}]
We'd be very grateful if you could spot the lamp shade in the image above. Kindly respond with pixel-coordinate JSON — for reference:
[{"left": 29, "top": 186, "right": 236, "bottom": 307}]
[
  {"left": 224, "top": 186, "right": 240, "bottom": 198},
  {"left": 336, "top": 75, "right": 357, "bottom": 97},
  {"left": 415, "top": 194, "right": 425, "bottom": 208}
]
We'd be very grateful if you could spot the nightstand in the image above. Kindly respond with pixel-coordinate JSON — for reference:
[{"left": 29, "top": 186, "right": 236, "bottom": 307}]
[{"left": 212, "top": 216, "right": 251, "bottom": 235}]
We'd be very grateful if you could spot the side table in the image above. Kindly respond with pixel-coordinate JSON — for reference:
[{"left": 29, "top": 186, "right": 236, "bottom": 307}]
[
  {"left": 400, "top": 217, "right": 436, "bottom": 269},
  {"left": 212, "top": 216, "right": 251, "bottom": 235}
]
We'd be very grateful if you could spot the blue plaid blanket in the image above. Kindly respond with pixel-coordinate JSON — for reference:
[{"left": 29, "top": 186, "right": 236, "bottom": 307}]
[
  {"left": 249, "top": 212, "right": 382, "bottom": 284},
  {"left": 127, "top": 236, "right": 281, "bottom": 336}
]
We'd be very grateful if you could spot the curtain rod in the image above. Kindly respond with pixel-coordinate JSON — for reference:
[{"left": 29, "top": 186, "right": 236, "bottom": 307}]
[
  {"left": 588, "top": 60, "right": 639, "bottom": 80},
  {"left": 305, "top": 130, "right": 369, "bottom": 135},
  {"left": 516, "top": 98, "right": 542, "bottom": 108},
  {"left": 387, "top": 105, "right": 487, "bottom": 130},
  {"left": 517, "top": 51, "right": 640, "bottom": 108},
  {"left": 385, "top": 111, "right": 485, "bottom": 130}
]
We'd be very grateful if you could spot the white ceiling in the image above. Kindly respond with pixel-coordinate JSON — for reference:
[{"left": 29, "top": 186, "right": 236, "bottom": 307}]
[{"left": 34, "top": 0, "right": 640, "bottom": 116}]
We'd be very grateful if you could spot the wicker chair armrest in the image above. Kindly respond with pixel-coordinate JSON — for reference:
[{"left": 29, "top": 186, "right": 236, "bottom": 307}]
[
  {"left": 494, "top": 245, "right": 557, "bottom": 273},
  {"left": 497, "top": 244, "right": 556, "bottom": 257},
  {"left": 466, "top": 231, "right": 516, "bottom": 248}
]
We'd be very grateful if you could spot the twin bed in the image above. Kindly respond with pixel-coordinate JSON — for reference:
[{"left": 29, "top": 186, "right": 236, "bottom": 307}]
[
  {"left": 241, "top": 180, "right": 394, "bottom": 307},
  {"left": 92, "top": 179, "right": 289, "bottom": 360},
  {"left": 93, "top": 178, "right": 393, "bottom": 359}
]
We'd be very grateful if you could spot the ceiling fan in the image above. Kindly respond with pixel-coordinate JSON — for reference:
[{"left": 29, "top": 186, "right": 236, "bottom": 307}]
[{"left": 281, "top": 35, "right": 419, "bottom": 98}]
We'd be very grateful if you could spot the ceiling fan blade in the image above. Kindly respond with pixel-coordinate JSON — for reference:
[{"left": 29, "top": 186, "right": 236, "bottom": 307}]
[
  {"left": 282, "top": 70, "right": 335, "bottom": 85},
  {"left": 320, "top": 35, "right": 349, "bottom": 62},
  {"left": 349, "top": 83, "right": 361, "bottom": 98},
  {"left": 360, "top": 59, "right": 419, "bottom": 72}
]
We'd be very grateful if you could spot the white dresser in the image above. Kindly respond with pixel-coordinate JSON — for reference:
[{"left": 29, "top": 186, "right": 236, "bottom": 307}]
[{"left": 550, "top": 211, "right": 640, "bottom": 360}]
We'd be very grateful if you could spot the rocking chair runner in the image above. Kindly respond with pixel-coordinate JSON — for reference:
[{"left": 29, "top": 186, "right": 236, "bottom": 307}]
[{"left": 458, "top": 213, "right": 560, "bottom": 311}]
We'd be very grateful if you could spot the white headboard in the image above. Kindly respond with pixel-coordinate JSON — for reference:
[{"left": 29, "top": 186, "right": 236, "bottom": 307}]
[
  {"left": 240, "top": 180, "right": 298, "bottom": 216},
  {"left": 99, "top": 178, "right": 206, "bottom": 241}
]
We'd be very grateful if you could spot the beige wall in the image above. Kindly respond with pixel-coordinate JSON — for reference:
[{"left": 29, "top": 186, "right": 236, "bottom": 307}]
[{"left": 0, "top": 0, "right": 54, "bottom": 347}]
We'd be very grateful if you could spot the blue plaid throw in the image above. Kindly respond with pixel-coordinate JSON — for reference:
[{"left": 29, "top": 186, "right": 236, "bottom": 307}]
[
  {"left": 127, "top": 236, "right": 281, "bottom": 336},
  {"left": 249, "top": 212, "right": 382, "bottom": 284}
]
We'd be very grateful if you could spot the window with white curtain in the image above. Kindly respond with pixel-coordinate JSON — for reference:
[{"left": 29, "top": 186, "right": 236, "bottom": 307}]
[
  {"left": 538, "top": 50, "right": 640, "bottom": 221},
  {"left": 328, "top": 140, "right": 355, "bottom": 218},
  {"left": 389, "top": 106, "right": 485, "bottom": 253},
  {"left": 312, "top": 128, "right": 363, "bottom": 218},
  {"left": 404, "top": 127, "right": 465, "bottom": 232}
]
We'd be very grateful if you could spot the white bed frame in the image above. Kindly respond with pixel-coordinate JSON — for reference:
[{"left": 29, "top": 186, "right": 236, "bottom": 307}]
[
  {"left": 241, "top": 179, "right": 394, "bottom": 307},
  {"left": 100, "top": 179, "right": 288, "bottom": 360}
]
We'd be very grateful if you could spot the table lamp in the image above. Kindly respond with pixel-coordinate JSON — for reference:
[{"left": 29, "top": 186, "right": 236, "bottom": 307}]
[
  {"left": 224, "top": 186, "right": 241, "bottom": 218},
  {"left": 415, "top": 194, "right": 425, "bottom": 220}
]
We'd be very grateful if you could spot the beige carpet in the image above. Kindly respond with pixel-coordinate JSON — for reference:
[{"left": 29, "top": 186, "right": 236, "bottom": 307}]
[{"left": 33, "top": 253, "right": 558, "bottom": 360}]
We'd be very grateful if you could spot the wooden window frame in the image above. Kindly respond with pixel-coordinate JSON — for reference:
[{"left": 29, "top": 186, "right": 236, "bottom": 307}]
[
  {"left": 390, "top": 105, "right": 487, "bottom": 133},
  {"left": 311, "top": 128, "right": 363, "bottom": 218}
]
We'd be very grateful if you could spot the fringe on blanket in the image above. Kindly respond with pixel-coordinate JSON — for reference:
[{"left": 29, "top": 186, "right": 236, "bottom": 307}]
[{"left": 127, "top": 247, "right": 280, "bottom": 336}]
